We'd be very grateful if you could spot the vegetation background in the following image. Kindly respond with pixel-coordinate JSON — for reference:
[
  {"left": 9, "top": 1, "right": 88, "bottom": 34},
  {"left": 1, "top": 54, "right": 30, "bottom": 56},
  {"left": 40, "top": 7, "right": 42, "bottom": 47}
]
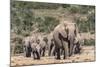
[{"left": 11, "top": 0, "right": 95, "bottom": 55}]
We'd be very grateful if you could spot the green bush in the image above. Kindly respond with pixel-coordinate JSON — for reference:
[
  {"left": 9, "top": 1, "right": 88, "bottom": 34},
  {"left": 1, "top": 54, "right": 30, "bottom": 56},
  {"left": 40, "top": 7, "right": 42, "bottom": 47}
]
[
  {"left": 84, "top": 39, "right": 95, "bottom": 46},
  {"left": 61, "top": 4, "right": 70, "bottom": 8},
  {"left": 36, "top": 16, "right": 59, "bottom": 33},
  {"left": 14, "top": 44, "right": 23, "bottom": 54},
  {"left": 75, "top": 10, "right": 95, "bottom": 33},
  {"left": 69, "top": 5, "right": 80, "bottom": 13},
  {"left": 11, "top": 1, "right": 60, "bottom": 9}
]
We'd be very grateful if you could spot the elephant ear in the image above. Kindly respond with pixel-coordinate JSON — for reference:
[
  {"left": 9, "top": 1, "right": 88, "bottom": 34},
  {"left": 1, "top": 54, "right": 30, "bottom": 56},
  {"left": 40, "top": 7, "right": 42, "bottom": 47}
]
[{"left": 74, "top": 24, "right": 79, "bottom": 35}]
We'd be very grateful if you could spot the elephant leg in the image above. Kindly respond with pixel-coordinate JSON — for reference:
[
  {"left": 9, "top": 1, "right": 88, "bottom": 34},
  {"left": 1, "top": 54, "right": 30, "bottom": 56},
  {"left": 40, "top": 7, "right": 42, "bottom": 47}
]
[
  {"left": 40, "top": 48, "right": 45, "bottom": 57},
  {"left": 50, "top": 45, "right": 55, "bottom": 56},
  {"left": 48, "top": 43, "right": 53, "bottom": 56},
  {"left": 69, "top": 42, "right": 74, "bottom": 57},
  {"left": 25, "top": 47, "right": 31, "bottom": 57},
  {"left": 36, "top": 51, "right": 40, "bottom": 59},
  {"left": 72, "top": 44, "right": 76, "bottom": 55},
  {"left": 68, "top": 41, "right": 70, "bottom": 57},
  {"left": 56, "top": 48, "right": 61, "bottom": 59},
  {"left": 49, "top": 48, "right": 51, "bottom": 56},
  {"left": 23, "top": 47, "right": 26, "bottom": 57},
  {"left": 28, "top": 47, "right": 32, "bottom": 57},
  {"left": 32, "top": 51, "right": 36, "bottom": 59},
  {"left": 42, "top": 47, "right": 45, "bottom": 56},
  {"left": 60, "top": 48, "right": 64, "bottom": 55},
  {"left": 49, "top": 46, "right": 52, "bottom": 56},
  {"left": 63, "top": 41, "right": 69, "bottom": 59},
  {"left": 40, "top": 49, "right": 43, "bottom": 56}
]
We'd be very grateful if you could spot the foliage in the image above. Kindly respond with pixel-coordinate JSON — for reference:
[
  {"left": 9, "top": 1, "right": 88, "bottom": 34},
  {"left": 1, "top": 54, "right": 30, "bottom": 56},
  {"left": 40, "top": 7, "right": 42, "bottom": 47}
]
[
  {"left": 35, "top": 16, "right": 59, "bottom": 33},
  {"left": 11, "top": 0, "right": 60, "bottom": 9},
  {"left": 14, "top": 44, "right": 23, "bottom": 54},
  {"left": 75, "top": 10, "right": 95, "bottom": 33},
  {"left": 11, "top": 1, "right": 95, "bottom": 54},
  {"left": 84, "top": 39, "right": 95, "bottom": 46}
]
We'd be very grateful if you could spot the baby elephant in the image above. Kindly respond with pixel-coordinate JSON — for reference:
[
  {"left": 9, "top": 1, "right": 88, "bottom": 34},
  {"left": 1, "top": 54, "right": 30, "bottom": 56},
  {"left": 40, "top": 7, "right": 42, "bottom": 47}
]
[
  {"left": 73, "top": 41, "right": 81, "bottom": 54},
  {"left": 73, "top": 34, "right": 83, "bottom": 54},
  {"left": 31, "top": 40, "right": 41, "bottom": 60}
]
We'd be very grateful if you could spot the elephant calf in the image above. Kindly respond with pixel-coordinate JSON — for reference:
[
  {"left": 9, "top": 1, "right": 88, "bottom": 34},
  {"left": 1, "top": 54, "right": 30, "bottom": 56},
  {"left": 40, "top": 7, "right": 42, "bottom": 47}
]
[
  {"left": 23, "top": 37, "right": 32, "bottom": 57},
  {"left": 46, "top": 33, "right": 55, "bottom": 56},
  {"left": 73, "top": 34, "right": 83, "bottom": 54},
  {"left": 23, "top": 36, "right": 41, "bottom": 59},
  {"left": 31, "top": 42, "right": 41, "bottom": 59}
]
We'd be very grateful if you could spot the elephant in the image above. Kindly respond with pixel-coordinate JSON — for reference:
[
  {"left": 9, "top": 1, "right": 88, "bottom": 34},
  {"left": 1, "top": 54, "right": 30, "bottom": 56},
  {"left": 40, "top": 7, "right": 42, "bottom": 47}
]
[
  {"left": 73, "top": 33, "right": 84, "bottom": 54},
  {"left": 46, "top": 32, "right": 56, "bottom": 56},
  {"left": 37, "top": 35, "right": 47, "bottom": 57},
  {"left": 31, "top": 40, "right": 41, "bottom": 59},
  {"left": 73, "top": 41, "right": 81, "bottom": 54},
  {"left": 23, "top": 36, "right": 32, "bottom": 57},
  {"left": 23, "top": 34, "right": 40, "bottom": 57},
  {"left": 23, "top": 35, "right": 41, "bottom": 59},
  {"left": 53, "top": 21, "right": 78, "bottom": 59}
]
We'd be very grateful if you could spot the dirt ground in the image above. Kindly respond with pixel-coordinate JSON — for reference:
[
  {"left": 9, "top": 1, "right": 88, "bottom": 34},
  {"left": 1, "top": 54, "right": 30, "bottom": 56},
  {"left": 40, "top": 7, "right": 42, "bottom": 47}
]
[{"left": 11, "top": 46, "right": 95, "bottom": 67}]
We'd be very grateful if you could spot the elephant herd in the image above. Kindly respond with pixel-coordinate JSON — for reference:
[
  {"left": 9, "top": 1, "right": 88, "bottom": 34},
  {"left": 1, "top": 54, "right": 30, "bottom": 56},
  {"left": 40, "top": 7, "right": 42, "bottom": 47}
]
[{"left": 23, "top": 21, "right": 83, "bottom": 60}]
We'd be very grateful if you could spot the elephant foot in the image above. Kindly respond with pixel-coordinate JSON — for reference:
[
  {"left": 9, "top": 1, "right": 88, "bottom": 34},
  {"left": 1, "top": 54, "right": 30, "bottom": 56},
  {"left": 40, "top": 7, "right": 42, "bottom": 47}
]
[
  {"left": 69, "top": 53, "right": 72, "bottom": 57},
  {"left": 63, "top": 56, "right": 68, "bottom": 59},
  {"left": 37, "top": 57, "right": 40, "bottom": 60},
  {"left": 26, "top": 53, "right": 31, "bottom": 57},
  {"left": 34, "top": 58, "right": 40, "bottom": 60},
  {"left": 56, "top": 57, "right": 61, "bottom": 60},
  {"left": 34, "top": 57, "right": 40, "bottom": 60},
  {"left": 69, "top": 54, "right": 71, "bottom": 57}
]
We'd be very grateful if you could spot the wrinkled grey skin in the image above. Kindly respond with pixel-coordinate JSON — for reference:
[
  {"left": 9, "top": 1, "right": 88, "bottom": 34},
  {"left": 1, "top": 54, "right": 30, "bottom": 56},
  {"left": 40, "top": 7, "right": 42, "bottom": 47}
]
[
  {"left": 23, "top": 35, "right": 41, "bottom": 59},
  {"left": 23, "top": 37, "right": 32, "bottom": 57},
  {"left": 53, "top": 22, "right": 78, "bottom": 59},
  {"left": 46, "top": 33, "right": 55, "bottom": 56},
  {"left": 73, "top": 41, "right": 81, "bottom": 54},
  {"left": 37, "top": 35, "right": 47, "bottom": 57},
  {"left": 73, "top": 33, "right": 84, "bottom": 54},
  {"left": 31, "top": 41, "right": 41, "bottom": 59}
]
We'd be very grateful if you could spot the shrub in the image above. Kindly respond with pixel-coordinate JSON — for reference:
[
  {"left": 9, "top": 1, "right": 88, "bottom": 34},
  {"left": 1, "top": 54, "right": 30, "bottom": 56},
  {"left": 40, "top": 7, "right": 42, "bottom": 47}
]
[
  {"left": 36, "top": 16, "right": 59, "bottom": 33},
  {"left": 69, "top": 5, "right": 80, "bottom": 13},
  {"left": 14, "top": 44, "right": 23, "bottom": 54},
  {"left": 75, "top": 12, "right": 95, "bottom": 33},
  {"left": 84, "top": 39, "right": 95, "bottom": 46}
]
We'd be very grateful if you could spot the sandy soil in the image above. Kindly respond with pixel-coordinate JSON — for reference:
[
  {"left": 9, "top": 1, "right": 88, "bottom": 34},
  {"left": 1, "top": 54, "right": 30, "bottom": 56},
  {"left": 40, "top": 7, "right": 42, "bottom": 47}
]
[{"left": 11, "top": 46, "right": 95, "bottom": 67}]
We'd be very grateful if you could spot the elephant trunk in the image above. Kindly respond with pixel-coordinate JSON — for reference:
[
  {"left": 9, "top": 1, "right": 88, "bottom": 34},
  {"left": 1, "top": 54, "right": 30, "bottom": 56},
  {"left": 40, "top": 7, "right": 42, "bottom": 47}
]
[{"left": 68, "top": 35, "right": 75, "bottom": 57}]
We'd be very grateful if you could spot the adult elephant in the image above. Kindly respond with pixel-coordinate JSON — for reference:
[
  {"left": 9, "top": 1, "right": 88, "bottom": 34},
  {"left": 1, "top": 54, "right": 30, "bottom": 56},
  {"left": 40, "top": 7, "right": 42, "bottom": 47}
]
[{"left": 53, "top": 21, "right": 78, "bottom": 59}]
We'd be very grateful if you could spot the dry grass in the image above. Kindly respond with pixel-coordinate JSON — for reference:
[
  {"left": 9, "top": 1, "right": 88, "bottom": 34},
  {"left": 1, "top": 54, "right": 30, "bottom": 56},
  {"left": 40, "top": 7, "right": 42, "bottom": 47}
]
[{"left": 11, "top": 46, "right": 95, "bottom": 67}]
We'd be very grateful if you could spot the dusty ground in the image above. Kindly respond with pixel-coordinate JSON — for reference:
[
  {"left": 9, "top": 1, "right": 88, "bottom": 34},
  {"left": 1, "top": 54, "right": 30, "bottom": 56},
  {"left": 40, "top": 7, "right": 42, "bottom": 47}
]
[{"left": 11, "top": 46, "right": 95, "bottom": 67}]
